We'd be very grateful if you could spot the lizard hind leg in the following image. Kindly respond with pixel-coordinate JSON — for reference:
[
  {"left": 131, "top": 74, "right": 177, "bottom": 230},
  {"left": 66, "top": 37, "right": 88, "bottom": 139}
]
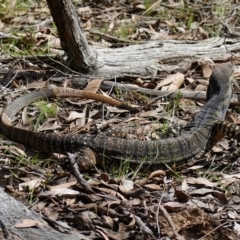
[{"left": 72, "top": 128, "right": 127, "bottom": 171}]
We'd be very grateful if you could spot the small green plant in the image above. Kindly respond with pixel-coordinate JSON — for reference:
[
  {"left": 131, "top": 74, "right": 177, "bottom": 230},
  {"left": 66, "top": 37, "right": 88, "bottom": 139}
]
[
  {"left": 106, "top": 155, "right": 154, "bottom": 178},
  {"left": 187, "top": 12, "right": 194, "bottom": 28},
  {"left": 234, "top": 106, "right": 240, "bottom": 114},
  {"left": 143, "top": 0, "right": 154, "bottom": 9},
  {"left": 117, "top": 24, "right": 135, "bottom": 39},
  {"left": 114, "top": 88, "right": 122, "bottom": 100},
  {"left": 28, "top": 154, "right": 41, "bottom": 166},
  {"left": 13, "top": 154, "right": 28, "bottom": 166},
  {"left": 12, "top": 153, "right": 41, "bottom": 168},
  {"left": 33, "top": 100, "right": 58, "bottom": 130},
  {"left": 111, "top": 22, "right": 135, "bottom": 40},
  {"left": 101, "top": 153, "right": 131, "bottom": 177},
  {"left": 164, "top": 162, "right": 182, "bottom": 179},
  {"left": 165, "top": 91, "right": 182, "bottom": 115},
  {"left": 111, "top": 159, "right": 132, "bottom": 177},
  {"left": 0, "top": 0, "right": 51, "bottom": 56},
  {"left": 100, "top": 150, "right": 145, "bottom": 178},
  {"left": 215, "top": 5, "right": 225, "bottom": 18},
  {"left": 141, "top": 94, "right": 149, "bottom": 104},
  {"left": 152, "top": 121, "right": 172, "bottom": 139},
  {"left": 143, "top": 0, "right": 159, "bottom": 15},
  {"left": 27, "top": 186, "right": 38, "bottom": 205},
  {"left": 0, "top": 0, "right": 30, "bottom": 18},
  {"left": 160, "top": 121, "right": 170, "bottom": 133}
]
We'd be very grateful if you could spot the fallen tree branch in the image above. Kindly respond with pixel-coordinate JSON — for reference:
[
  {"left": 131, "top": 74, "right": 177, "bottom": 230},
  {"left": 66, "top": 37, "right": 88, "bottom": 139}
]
[{"left": 101, "top": 80, "right": 240, "bottom": 106}]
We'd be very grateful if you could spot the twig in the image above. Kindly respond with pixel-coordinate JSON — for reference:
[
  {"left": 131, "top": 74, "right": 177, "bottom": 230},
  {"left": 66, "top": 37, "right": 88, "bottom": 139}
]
[
  {"left": 26, "top": 48, "right": 91, "bottom": 78},
  {"left": 142, "top": 0, "right": 162, "bottom": 16},
  {"left": 1, "top": 69, "right": 20, "bottom": 90},
  {"left": 2, "top": 166, "right": 47, "bottom": 179},
  {"left": 90, "top": 30, "right": 133, "bottom": 44},
  {"left": 155, "top": 193, "right": 164, "bottom": 237},
  {"left": 221, "top": 20, "right": 240, "bottom": 38},
  {"left": 159, "top": 204, "right": 184, "bottom": 240},
  {"left": 197, "top": 222, "right": 227, "bottom": 240},
  {"left": 101, "top": 80, "right": 240, "bottom": 106},
  {"left": 133, "top": 215, "right": 155, "bottom": 238}
]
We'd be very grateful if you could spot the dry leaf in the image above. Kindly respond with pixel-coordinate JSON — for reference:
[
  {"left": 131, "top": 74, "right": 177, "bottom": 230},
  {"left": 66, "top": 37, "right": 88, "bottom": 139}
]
[
  {"left": 168, "top": 72, "right": 185, "bottom": 91},
  {"left": 19, "top": 179, "right": 42, "bottom": 191},
  {"left": 174, "top": 188, "right": 189, "bottom": 202},
  {"left": 65, "top": 111, "right": 85, "bottom": 122},
  {"left": 233, "top": 222, "right": 240, "bottom": 234},
  {"left": 120, "top": 179, "right": 134, "bottom": 190},
  {"left": 163, "top": 202, "right": 186, "bottom": 212},
  {"left": 144, "top": 184, "right": 161, "bottom": 190},
  {"left": 9, "top": 145, "right": 26, "bottom": 156},
  {"left": 39, "top": 188, "right": 79, "bottom": 197},
  {"left": 201, "top": 61, "right": 212, "bottom": 78},
  {"left": 155, "top": 72, "right": 184, "bottom": 90},
  {"left": 50, "top": 181, "right": 77, "bottom": 190},
  {"left": 186, "top": 177, "right": 217, "bottom": 187},
  {"left": 15, "top": 219, "right": 45, "bottom": 228},
  {"left": 84, "top": 78, "right": 103, "bottom": 93}
]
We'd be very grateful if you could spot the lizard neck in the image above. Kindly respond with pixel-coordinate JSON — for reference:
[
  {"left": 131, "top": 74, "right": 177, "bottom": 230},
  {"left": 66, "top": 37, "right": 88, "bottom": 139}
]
[{"left": 192, "top": 85, "right": 233, "bottom": 125}]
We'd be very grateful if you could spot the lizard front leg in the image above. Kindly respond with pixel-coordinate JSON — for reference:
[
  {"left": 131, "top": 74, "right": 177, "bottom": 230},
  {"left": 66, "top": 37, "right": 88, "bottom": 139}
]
[{"left": 207, "top": 120, "right": 240, "bottom": 159}]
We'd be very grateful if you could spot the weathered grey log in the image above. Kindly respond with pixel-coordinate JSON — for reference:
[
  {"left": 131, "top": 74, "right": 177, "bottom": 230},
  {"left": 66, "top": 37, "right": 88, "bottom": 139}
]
[
  {"left": 46, "top": 1, "right": 240, "bottom": 78},
  {"left": 0, "top": 188, "right": 81, "bottom": 240},
  {"left": 94, "top": 38, "right": 240, "bottom": 77}
]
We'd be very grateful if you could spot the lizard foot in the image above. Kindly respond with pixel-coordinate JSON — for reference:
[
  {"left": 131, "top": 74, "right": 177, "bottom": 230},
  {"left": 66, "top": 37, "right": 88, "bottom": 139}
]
[{"left": 72, "top": 148, "right": 97, "bottom": 170}]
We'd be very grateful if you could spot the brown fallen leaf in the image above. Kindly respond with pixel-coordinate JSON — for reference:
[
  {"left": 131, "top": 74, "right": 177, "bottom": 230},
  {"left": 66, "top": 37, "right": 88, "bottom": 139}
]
[
  {"left": 50, "top": 181, "right": 77, "bottom": 190},
  {"left": 154, "top": 72, "right": 184, "bottom": 90},
  {"left": 136, "top": 169, "right": 166, "bottom": 187},
  {"left": 197, "top": 27, "right": 209, "bottom": 39},
  {"left": 119, "top": 186, "right": 147, "bottom": 199},
  {"left": 77, "top": 6, "right": 92, "bottom": 18},
  {"left": 39, "top": 188, "right": 80, "bottom": 197},
  {"left": 186, "top": 177, "right": 217, "bottom": 187},
  {"left": 15, "top": 219, "right": 45, "bottom": 228},
  {"left": 199, "top": 56, "right": 214, "bottom": 77},
  {"left": 233, "top": 221, "right": 240, "bottom": 235},
  {"left": 120, "top": 179, "right": 134, "bottom": 190},
  {"left": 174, "top": 187, "right": 189, "bottom": 202},
  {"left": 96, "top": 225, "right": 130, "bottom": 240},
  {"left": 212, "top": 191, "right": 228, "bottom": 204},
  {"left": 65, "top": 111, "right": 85, "bottom": 122},
  {"left": 168, "top": 72, "right": 185, "bottom": 91},
  {"left": 19, "top": 179, "right": 42, "bottom": 191},
  {"left": 162, "top": 202, "right": 187, "bottom": 212},
  {"left": 73, "top": 211, "right": 100, "bottom": 230},
  {"left": 84, "top": 78, "right": 103, "bottom": 93},
  {"left": 9, "top": 145, "right": 26, "bottom": 156},
  {"left": 27, "top": 81, "right": 46, "bottom": 89}
]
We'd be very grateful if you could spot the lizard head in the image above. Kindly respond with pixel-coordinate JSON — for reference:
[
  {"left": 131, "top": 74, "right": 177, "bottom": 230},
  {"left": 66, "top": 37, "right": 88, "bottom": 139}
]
[{"left": 207, "top": 62, "right": 234, "bottom": 101}]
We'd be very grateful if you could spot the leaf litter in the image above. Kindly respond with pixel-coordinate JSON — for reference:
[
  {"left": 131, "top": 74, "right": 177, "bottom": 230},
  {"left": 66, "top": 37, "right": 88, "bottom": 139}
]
[{"left": 0, "top": 0, "right": 240, "bottom": 239}]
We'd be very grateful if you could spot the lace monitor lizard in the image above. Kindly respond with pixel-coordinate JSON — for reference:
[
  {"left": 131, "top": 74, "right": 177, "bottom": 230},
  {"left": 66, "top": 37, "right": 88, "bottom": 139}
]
[{"left": 0, "top": 63, "right": 237, "bottom": 170}]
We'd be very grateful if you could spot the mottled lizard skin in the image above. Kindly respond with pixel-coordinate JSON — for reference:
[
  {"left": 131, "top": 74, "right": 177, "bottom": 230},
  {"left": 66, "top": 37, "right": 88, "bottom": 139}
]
[{"left": 0, "top": 63, "right": 235, "bottom": 169}]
